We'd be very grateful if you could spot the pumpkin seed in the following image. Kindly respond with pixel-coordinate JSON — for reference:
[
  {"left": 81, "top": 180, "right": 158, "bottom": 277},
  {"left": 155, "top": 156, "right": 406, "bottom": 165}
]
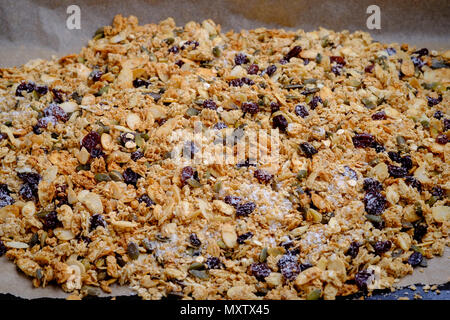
[
  {"left": 303, "top": 78, "right": 317, "bottom": 84},
  {"left": 189, "top": 269, "right": 210, "bottom": 280},
  {"left": 40, "top": 231, "right": 47, "bottom": 247},
  {"left": 315, "top": 53, "right": 322, "bottom": 64},
  {"left": 396, "top": 135, "right": 406, "bottom": 145},
  {"left": 76, "top": 164, "right": 90, "bottom": 172},
  {"left": 306, "top": 289, "right": 322, "bottom": 300},
  {"left": 306, "top": 208, "right": 322, "bottom": 223},
  {"left": 283, "top": 84, "right": 304, "bottom": 90},
  {"left": 36, "top": 268, "right": 43, "bottom": 280},
  {"left": 109, "top": 170, "right": 124, "bottom": 181},
  {"left": 414, "top": 202, "right": 423, "bottom": 216},
  {"left": 127, "top": 242, "right": 140, "bottom": 260},
  {"left": 213, "top": 181, "right": 222, "bottom": 193},
  {"left": 212, "top": 46, "right": 221, "bottom": 57},
  {"left": 95, "top": 173, "right": 112, "bottom": 182},
  {"left": 365, "top": 214, "right": 383, "bottom": 224},
  {"left": 29, "top": 233, "right": 40, "bottom": 247},
  {"left": 426, "top": 195, "right": 438, "bottom": 207},
  {"left": 297, "top": 170, "right": 308, "bottom": 180},
  {"left": 188, "top": 262, "right": 205, "bottom": 271},
  {"left": 259, "top": 247, "right": 268, "bottom": 263},
  {"left": 187, "top": 178, "right": 202, "bottom": 188},
  {"left": 186, "top": 107, "right": 200, "bottom": 117},
  {"left": 217, "top": 239, "right": 227, "bottom": 249},
  {"left": 362, "top": 98, "right": 376, "bottom": 109},
  {"left": 411, "top": 245, "right": 424, "bottom": 255},
  {"left": 165, "top": 37, "right": 175, "bottom": 45},
  {"left": 95, "top": 85, "right": 110, "bottom": 97}
]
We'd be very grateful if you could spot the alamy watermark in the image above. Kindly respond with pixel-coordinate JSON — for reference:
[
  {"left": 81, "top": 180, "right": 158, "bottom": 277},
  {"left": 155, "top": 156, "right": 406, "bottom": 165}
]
[{"left": 366, "top": 5, "right": 381, "bottom": 30}]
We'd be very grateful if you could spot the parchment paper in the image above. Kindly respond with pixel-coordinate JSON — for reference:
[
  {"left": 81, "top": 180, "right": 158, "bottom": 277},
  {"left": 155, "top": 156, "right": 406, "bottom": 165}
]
[{"left": 0, "top": 0, "right": 449, "bottom": 299}]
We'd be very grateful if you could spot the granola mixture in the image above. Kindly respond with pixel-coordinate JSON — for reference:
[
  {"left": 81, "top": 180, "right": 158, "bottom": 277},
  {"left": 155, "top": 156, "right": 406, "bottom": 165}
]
[{"left": 0, "top": 15, "right": 448, "bottom": 300}]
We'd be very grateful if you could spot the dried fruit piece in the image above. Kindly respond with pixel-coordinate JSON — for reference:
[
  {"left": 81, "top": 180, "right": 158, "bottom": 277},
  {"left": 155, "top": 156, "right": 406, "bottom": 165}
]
[
  {"left": 254, "top": 169, "right": 273, "bottom": 184},
  {"left": 234, "top": 53, "right": 249, "bottom": 65},
  {"left": 355, "top": 269, "right": 374, "bottom": 291},
  {"left": 241, "top": 102, "right": 259, "bottom": 114},
  {"left": 0, "top": 184, "right": 15, "bottom": 208},
  {"left": 299, "top": 142, "right": 318, "bottom": 158},
  {"left": 272, "top": 114, "right": 288, "bottom": 132},
  {"left": 82, "top": 131, "right": 101, "bottom": 152},
  {"left": 237, "top": 232, "right": 253, "bottom": 244},
  {"left": 123, "top": 168, "right": 142, "bottom": 186},
  {"left": 236, "top": 202, "right": 256, "bottom": 217},
  {"left": 277, "top": 254, "right": 301, "bottom": 281},
  {"left": 363, "top": 192, "right": 386, "bottom": 216},
  {"left": 90, "top": 214, "right": 107, "bottom": 231},
  {"left": 205, "top": 257, "right": 224, "bottom": 269},
  {"left": 202, "top": 99, "right": 218, "bottom": 110},
  {"left": 295, "top": 105, "right": 309, "bottom": 118},
  {"left": 407, "top": 251, "right": 423, "bottom": 267},
  {"left": 346, "top": 241, "right": 360, "bottom": 259},
  {"left": 352, "top": 133, "right": 375, "bottom": 148},
  {"left": 249, "top": 262, "right": 271, "bottom": 281},
  {"left": 127, "top": 242, "right": 140, "bottom": 260},
  {"left": 373, "top": 240, "right": 392, "bottom": 255},
  {"left": 138, "top": 194, "right": 155, "bottom": 207}
]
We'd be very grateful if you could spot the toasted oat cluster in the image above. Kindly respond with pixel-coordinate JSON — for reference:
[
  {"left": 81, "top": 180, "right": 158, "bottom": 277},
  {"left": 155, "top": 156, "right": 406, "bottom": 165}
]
[{"left": 0, "top": 15, "right": 448, "bottom": 300}]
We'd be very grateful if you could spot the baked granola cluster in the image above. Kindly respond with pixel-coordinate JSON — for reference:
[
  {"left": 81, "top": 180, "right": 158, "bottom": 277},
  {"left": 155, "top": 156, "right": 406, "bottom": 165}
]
[{"left": 0, "top": 15, "right": 448, "bottom": 300}]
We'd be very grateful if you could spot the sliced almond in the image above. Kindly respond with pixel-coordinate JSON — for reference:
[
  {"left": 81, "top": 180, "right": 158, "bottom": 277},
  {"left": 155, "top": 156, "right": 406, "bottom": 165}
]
[
  {"left": 101, "top": 133, "right": 113, "bottom": 150},
  {"left": 221, "top": 224, "right": 237, "bottom": 248},
  {"left": 432, "top": 206, "right": 450, "bottom": 223},
  {"left": 54, "top": 228, "right": 76, "bottom": 241},
  {"left": 126, "top": 113, "right": 142, "bottom": 130}
]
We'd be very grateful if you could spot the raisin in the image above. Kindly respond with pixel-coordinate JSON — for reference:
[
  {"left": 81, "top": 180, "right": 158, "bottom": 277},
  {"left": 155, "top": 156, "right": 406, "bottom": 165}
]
[
  {"left": 388, "top": 164, "right": 408, "bottom": 178},
  {"left": 373, "top": 143, "right": 385, "bottom": 153},
  {"left": 175, "top": 60, "right": 185, "bottom": 67},
  {"left": 283, "top": 46, "right": 302, "bottom": 62},
  {"left": 408, "top": 251, "right": 423, "bottom": 267},
  {"left": 19, "top": 184, "right": 36, "bottom": 201},
  {"left": 133, "top": 78, "right": 150, "bottom": 88},
  {"left": 0, "top": 184, "right": 14, "bottom": 208},
  {"left": 90, "top": 70, "right": 103, "bottom": 82},
  {"left": 247, "top": 64, "right": 259, "bottom": 75},
  {"left": 355, "top": 269, "right": 374, "bottom": 291},
  {"left": 181, "top": 166, "right": 194, "bottom": 185},
  {"left": 224, "top": 195, "right": 241, "bottom": 207},
  {"left": 272, "top": 114, "right": 288, "bottom": 132},
  {"left": 254, "top": 169, "right": 273, "bottom": 184},
  {"left": 388, "top": 151, "right": 402, "bottom": 163},
  {"left": 413, "top": 48, "right": 429, "bottom": 57},
  {"left": 430, "top": 186, "right": 444, "bottom": 199},
  {"left": 299, "top": 142, "right": 318, "bottom": 158},
  {"left": 400, "top": 155, "right": 412, "bottom": 170},
  {"left": 405, "top": 176, "right": 422, "bottom": 192},
  {"left": 81, "top": 131, "right": 101, "bottom": 152},
  {"left": 250, "top": 262, "right": 271, "bottom": 281},
  {"left": 123, "top": 168, "right": 141, "bottom": 186},
  {"left": 264, "top": 64, "right": 277, "bottom": 76},
  {"left": 234, "top": 53, "right": 249, "bottom": 65},
  {"left": 372, "top": 111, "right": 387, "bottom": 120},
  {"left": 295, "top": 105, "right": 309, "bottom": 118},
  {"left": 413, "top": 223, "right": 428, "bottom": 242},
  {"left": 43, "top": 104, "right": 68, "bottom": 122},
  {"left": 202, "top": 99, "right": 218, "bottom": 110},
  {"left": 373, "top": 240, "right": 392, "bottom": 255},
  {"left": 228, "top": 78, "right": 244, "bottom": 87},
  {"left": 346, "top": 241, "right": 360, "bottom": 259},
  {"left": 363, "top": 178, "right": 383, "bottom": 193},
  {"left": 331, "top": 65, "right": 343, "bottom": 75},
  {"left": 206, "top": 257, "right": 224, "bottom": 269},
  {"left": 270, "top": 102, "right": 280, "bottom": 113},
  {"left": 35, "top": 85, "right": 48, "bottom": 95},
  {"left": 435, "top": 134, "right": 448, "bottom": 144},
  {"left": 236, "top": 202, "right": 256, "bottom": 217},
  {"left": 90, "top": 214, "right": 106, "bottom": 231},
  {"left": 352, "top": 133, "right": 375, "bottom": 148},
  {"left": 364, "top": 64, "right": 375, "bottom": 73},
  {"left": 90, "top": 148, "right": 104, "bottom": 158},
  {"left": 277, "top": 254, "right": 301, "bottom": 281},
  {"left": 168, "top": 45, "right": 180, "bottom": 54},
  {"left": 363, "top": 191, "right": 386, "bottom": 215},
  {"left": 433, "top": 110, "right": 443, "bottom": 120},
  {"left": 51, "top": 89, "right": 64, "bottom": 103},
  {"left": 15, "top": 81, "right": 36, "bottom": 96},
  {"left": 42, "top": 211, "right": 60, "bottom": 230},
  {"left": 299, "top": 263, "right": 312, "bottom": 272},
  {"left": 189, "top": 233, "right": 202, "bottom": 247},
  {"left": 237, "top": 232, "right": 253, "bottom": 244},
  {"left": 386, "top": 47, "right": 397, "bottom": 56},
  {"left": 444, "top": 119, "right": 450, "bottom": 131},
  {"left": 0, "top": 240, "right": 6, "bottom": 256},
  {"left": 308, "top": 96, "right": 322, "bottom": 109},
  {"left": 131, "top": 150, "right": 144, "bottom": 161},
  {"left": 241, "top": 102, "right": 259, "bottom": 114},
  {"left": 138, "top": 194, "right": 155, "bottom": 207},
  {"left": 427, "top": 95, "right": 442, "bottom": 107},
  {"left": 213, "top": 122, "right": 228, "bottom": 130}
]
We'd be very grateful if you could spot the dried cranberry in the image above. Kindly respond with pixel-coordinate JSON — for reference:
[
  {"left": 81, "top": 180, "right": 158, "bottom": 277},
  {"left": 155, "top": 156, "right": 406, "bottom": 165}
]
[
  {"left": 355, "top": 269, "right": 374, "bottom": 291},
  {"left": 386, "top": 47, "right": 397, "bottom": 56},
  {"left": 427, "top": 95, "right": 442, "bottom": 107},
  {"left": 250, "top": 262, "right": 271, "bottom": 281},
  {"left": 133, "top": 79, "right": 150, "bottom": 88},
  {"left": 405, "top": 176, "right": 422, "bottom": 192},
  {"left": 51, "top": 89, "right": 64, "bottom": 103},
  {"left": 237, "top": 232, "right": 254, "bottom": 244},
  {"left": 138, "top": 194, "right": 155, "bottom": 207},
  {"left": 81, "top": 131, "right": 101, "bottom": 152},
  {"left": 433, "top": 110, "right": 444, "bottom": 120},
  {"left": 346, "top": 241, "right": 360, "bottom": 259},
  {"left": 35, "top": 85, "right": 48, "bottom": 95},
  {"left": 295, "top": 105, "right": 309, "bottom": 118},
  {"left": 42, "top": 211, "right": 60, "bottom": 230},
  {"left": 189, "top": 233, "right": 202, "bottom": 247},
  {"left": 363, "top": 191, "right": 386, "bottom": 215},
  {"left": 241, "top": 77, "right": 254, "bottom": 85},
  {"left": 36, "top": 116, "right": 57, "bottom": 129},
  {"left": 241, "top": 102, "right": 259, "bottom": 115},
  {"left": 181, "top": 166, "right": 194, "bottom": 185},
  {"left": 413, "top": 223, "right": 428, "bottom": 242},
  {"left": 15, "top": 81, "right": 36, "bottom": 96},
  {"left": 373, "top": 240, "right": 391, "bottom": 255},
  {"left": 299, "top": 142, "right": 318, "bottom": 158},
  {"left": 224, "top": 195, "right": 241, "bottom": 207},
  {"left": 0, "top": 184, "right": 14, "bottom": 208},
  {"left": 44, "top": 103, "right": 68, "bottom": 122},
  {"left": 352, "top": 133, "right": 375, "bottom": 148},
  {"left": 364, "top": 64, "right": 375, "bottom": 73},
  {"left": 213, "top": 122, "right": 228, "bottom": 130},
  {"left": 330, "top": 56, "right": 346, "bottom": 66},
  {"left": 228, "top": 78, "right": 244, "bottom": 87},
  {"left": 90, "top": 214, "right": 106, "bottom": 231},
  {"left": 202, "top": 99, "right": 218, "bottom": 110},
  {"left": 388, "top": 164, "right": 408, "bottom": 178},
  {"left": 270, "top": 102, "right": 280, "bottom": 113},
  {"left": 435, "top": 134, "right": 448, "bottom": 144},
  {"left": 363, "top": 178, "right": 383, "bottom": 193},
  {"left": 408, "top": 251, "right": 423, "bottom": 267},
  {"left": 264, "top": 64, "right": 277, "bottom": 76},
  {"left": 123, "top": 168, "right": 141, "bottom": 186},
  {"left": 277, "top": 254, "right": 301, "bottom": 281},
  {"left": 247, "top": 64, "right": 259, "bottom": 75},
  {"left": 254, "top": 169, "right": 273, "bottom": 184},
  {"left": 131, "top": 150, "right": 144, "bottom": 161},
  {"left": 272, "top": 114, "right": 288, "bottom": 132},
  {"left": 234, "top": 53, "right": 249, "bottom": 65},
  {"left": 19, "top": 184, "right": 35, "bottom": 201},
  {"left": 206, "top": 257, "right": 224, "bottom": 269},
  {"left": 413, "top": 48, "right": 429, "bottom": 57},
  {"left": 308, "top": 96, "right": 323, "bottom": 110},
  {"left": 168, "top": 45, "right": 180, "bottom": 54},
  {"left": 90, "top": 70, "right": 103, "bottom": 82},
  {"left": 236, "top": 202, "right": 256, "bottom": 217},
  {"left": 430, "top": 186, "right": 444, "bottom": 199},
  {"left": 372, "top": 111, "right": 387, "bottom": 120}
]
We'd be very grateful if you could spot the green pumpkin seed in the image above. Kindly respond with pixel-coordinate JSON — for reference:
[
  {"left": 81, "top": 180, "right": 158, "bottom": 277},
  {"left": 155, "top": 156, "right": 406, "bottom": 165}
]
[
  {"left": 187, "top": 178, "right": 202, "bottom": 188},
  {"left": 303, "top": 78, "right": 317, "bottom": 85},
  {"left": 212, "top": 46, "right": 221, "bottom": 57},
  {"left": 213, "top": 181, "right": 222, "bottom": 193},
  {"left": 283, "top": 84, "right": 304, "bottom": 90},
  {"left": 365, "top": 214, "right": 383, "bottom": 224},
  {"left": 411, "top": 245, "right": 424, "bottom": 255},
  {"left": 217, "top": 239, "right": 227, "bottom": 249},
  {"left": 76, "top": 164, "right": 90, "bottom": 172},
  {"left": 36, "top": 268, "right": 43, "bottom": 280},
  {"left": 396, "top": 135, "right": 406, "bottom": 145},
  {"left": 259, "top": 247, "right": 268, "bottom": 263},
  {"left": 315, "top": 53, "right": 322, "bottom": 64},
  {"left": 414, "top": 202, "right": 423, "bottom": 216},
  {"left": 95, "top": 173, "right": 112, "bottom": 182},
  {"left": 362, "top": 98, "right": 376, "bottom": 109},
  {"left": 188, "top": 262, "right": 205, "bottom": 271},
  {"left": 36, "top": 211, "right": 50, "bottom": 219},
  {"left": 186, "top": 107, "right": 200, "bottom": 117},
  {"left": 40, "top": 231, "right": 47, "bottom": 247},
  {"left": 135, "top": 134, "right": 144, "bottom": 148},
  {"left": 426, "top": 195, "right": 438, "bottom": 207},
  {"left": 189, "top": 269, "right": 210, "bottom": 280},
  {"left": 297, "top": 170, "right": 308, "bottom": 180},
  {"left": 127, "top": 242, "right": 140, "bottom": 260},
  {"left": 109, "top": 170, "right": 124, "bottom": 181},
  {"left": 306, "top": 289, "right": 322, "bottom": 300},
  {"left": 165, "top": 37, "right": 175, "bottom": 45}
]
